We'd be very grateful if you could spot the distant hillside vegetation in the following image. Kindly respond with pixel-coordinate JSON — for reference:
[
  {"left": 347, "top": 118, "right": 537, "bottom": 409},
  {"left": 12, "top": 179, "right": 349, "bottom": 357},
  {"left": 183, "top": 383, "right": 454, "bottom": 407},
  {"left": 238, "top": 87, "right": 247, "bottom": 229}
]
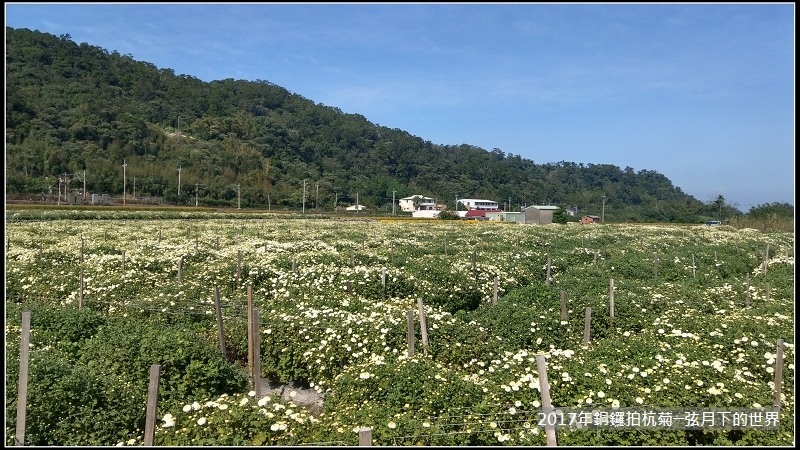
[{"left": 6, "top": 26, "right": 739, "bottom": 222}]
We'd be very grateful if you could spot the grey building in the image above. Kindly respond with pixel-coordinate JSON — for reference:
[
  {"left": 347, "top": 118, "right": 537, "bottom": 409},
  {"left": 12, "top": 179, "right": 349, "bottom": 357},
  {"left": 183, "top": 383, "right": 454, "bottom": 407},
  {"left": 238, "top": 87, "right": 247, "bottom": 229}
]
[{"left": 524, "top": 205, "right": 560, "bottom": 225}]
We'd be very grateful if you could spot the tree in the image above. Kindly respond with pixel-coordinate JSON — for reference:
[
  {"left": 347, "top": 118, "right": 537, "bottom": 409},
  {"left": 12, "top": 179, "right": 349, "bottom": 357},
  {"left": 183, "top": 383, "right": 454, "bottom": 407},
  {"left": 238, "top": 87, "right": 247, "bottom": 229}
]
[
  {"left": 748, "top": 202, "right": 794, "bottom": 218},
  {"left": 713, "top": 195, "right": 725, "bottom": 221}
]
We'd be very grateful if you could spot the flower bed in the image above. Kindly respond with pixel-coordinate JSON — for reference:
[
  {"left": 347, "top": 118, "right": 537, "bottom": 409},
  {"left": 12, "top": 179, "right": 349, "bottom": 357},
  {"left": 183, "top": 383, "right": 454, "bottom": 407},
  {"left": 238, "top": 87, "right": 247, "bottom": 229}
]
[{"left": 5, "top": 211, "right": 794, "bottom": 445}]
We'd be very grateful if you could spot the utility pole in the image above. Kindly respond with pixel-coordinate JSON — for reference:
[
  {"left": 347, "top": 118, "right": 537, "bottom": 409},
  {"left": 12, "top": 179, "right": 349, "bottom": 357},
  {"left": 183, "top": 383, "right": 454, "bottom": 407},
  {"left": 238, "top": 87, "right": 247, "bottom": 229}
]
[
  {"left": 392, "top": 190, "right": 397, "bottom": 215},
  {"left": 195, "top": 183, "right": 202, "bottom": 207},
  {"left": 83, "top": 169, "right": 86, "bottom": 203},
  {"left": 601, "top": 193, "right": 607, "bottom": 224},
  {"left": 236, "top": 183, "right": 241, "bottom": 210},
  {"left": 302, "top": 179, "right": 307, "bottom": 214},
  {"left": 356, "top": 193, "right": 359, "bottom": 214},
  {"left": 334, "top": 193, "right": 338, "bottom": 210},
  {"left": 133, "top": 177, "right": 136, "bottom": 200},
  {"left": 177, "top": 166, "right": 182, "bottom": 195},
  {"left": 315, "top": 182, "right": 319, "bottom": 209},
  {"left": 122, "top": 159, "right": 127, "bottom": 206},
  {"left": 58, "top": 174, "right": 68, "bottom": 205}
]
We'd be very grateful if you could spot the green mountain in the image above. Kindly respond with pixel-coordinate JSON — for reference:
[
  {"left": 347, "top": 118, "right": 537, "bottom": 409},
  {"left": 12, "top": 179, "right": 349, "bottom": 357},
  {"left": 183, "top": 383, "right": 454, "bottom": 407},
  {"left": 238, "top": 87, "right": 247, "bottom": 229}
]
[{"left": 6, "top": 26, "right": 737, "bottom": 222}]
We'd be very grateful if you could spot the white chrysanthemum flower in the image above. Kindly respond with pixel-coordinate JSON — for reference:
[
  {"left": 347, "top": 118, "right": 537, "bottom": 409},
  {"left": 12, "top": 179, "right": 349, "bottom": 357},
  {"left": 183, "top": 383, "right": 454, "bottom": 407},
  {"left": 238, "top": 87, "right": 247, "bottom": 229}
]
[
  {"left": 162, "top": 413, "right": 175, "bottom": 428},
  {"left": 197, "top": 417, "right": 207, "bottom": 426}
]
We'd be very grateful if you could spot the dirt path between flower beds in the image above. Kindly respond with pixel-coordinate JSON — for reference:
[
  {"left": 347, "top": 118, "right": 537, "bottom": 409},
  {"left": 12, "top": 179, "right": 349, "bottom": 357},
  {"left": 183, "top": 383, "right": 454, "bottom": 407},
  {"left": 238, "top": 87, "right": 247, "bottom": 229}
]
[{"left": 260, "top": 378, "right": 325, "bottom": 416}]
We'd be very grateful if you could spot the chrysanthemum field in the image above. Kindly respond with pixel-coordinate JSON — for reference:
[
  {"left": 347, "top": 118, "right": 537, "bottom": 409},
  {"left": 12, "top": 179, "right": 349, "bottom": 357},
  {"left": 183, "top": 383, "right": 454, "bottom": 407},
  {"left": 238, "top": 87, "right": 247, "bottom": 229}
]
[{"left": 5, "top": 210, "right": 795, "bottom": 446}]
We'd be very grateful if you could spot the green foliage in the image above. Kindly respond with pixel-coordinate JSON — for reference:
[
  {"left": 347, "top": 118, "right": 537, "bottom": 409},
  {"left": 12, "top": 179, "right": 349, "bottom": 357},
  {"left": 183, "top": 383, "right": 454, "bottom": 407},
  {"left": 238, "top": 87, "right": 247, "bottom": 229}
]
[
  {"left": 325, "top": 358, "right": 494, "bottom": 445},
  {"left": 747, "top": 202, "right": 793, "bottom": 218},
  {"left": 438, "top": 210, "right": 460, "bottom": 220},
  {"left": 77, "top": 318, "right": 247, "bottom": 404},
  {"left": 5, "top": 349, "right": 141, "bottom": 446}
]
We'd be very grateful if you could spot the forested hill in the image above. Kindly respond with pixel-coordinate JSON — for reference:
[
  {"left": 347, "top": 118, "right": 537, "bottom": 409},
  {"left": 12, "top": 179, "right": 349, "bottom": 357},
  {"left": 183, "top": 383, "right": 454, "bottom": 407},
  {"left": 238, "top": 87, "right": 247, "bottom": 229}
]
[{"left": 6, "top": 26, "right": 734, "bottom": 222}]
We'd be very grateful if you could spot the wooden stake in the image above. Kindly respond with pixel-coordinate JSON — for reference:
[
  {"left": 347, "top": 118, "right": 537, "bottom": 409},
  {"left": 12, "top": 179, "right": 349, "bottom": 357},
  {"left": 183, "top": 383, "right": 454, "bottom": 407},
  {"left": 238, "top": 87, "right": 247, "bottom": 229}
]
[
  {"left": 583, "top": 307, "right": 592, "bottom": 348},
  {"left": 79, "top": 267, "right": 84, "bottom": 309},
  {"left": 560, "top": 291, "right": 567, "bottom": 322},
  {"left": 609, "top": 279, "right": 614, "bottom": 321},
  {"left": 545, "top": 254, "right": 551, "bottom": 286},
  {"left": 143, "top": 365, "right": 161, "bottom": 446},
  {"left": 253, "top": 309, "right": 262, "bottom": 398},
  {"left": 178, "top": 256, "right": 183, "bottom": 283},
  {"left": 472, "top": 250, "right": 477, "bottom": 279},
  {"left": 15, "top": 311, "right": 31, "bottom": 446},
  {"left": 407, "top": 310, "right": 415, "bottom": 357},
  {"left": 214, "top": 287, "right": 226, "bottom": 359},
  {"left": 745, "top": 273, "right": 751, "bottom": 307},
  {"left": 535, "top": 355, "right": 558, "bottom": 446},
  {"left": 773, "top": 338, "right": 784, "bottom": 407},
  {"left": 237, "top": 251, "right": 242, "bottom": 284},
  {"left": 247, "top": 285, "right": 254, "bottom": 382},
  {"left": 358, "top": 427, "right": 373, "bottom": 446},
  {"left": 121, "top": 250, "right": 125, "bottom": 272},
  {"left": 417, "top": 299, "right": 429, "bottom": 353},
  {"left": 692, "top": 254, "right": 696, "bottom": 278},
  {"left": 653, "top": 253, "right": 658, "bottom": 280}
]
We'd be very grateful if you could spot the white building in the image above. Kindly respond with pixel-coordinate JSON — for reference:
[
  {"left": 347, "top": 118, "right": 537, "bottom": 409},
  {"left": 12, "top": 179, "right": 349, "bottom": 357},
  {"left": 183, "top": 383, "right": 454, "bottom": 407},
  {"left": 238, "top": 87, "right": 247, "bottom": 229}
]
[
  {"left": 398, "top": 195, "right": 436, "bottom": 212},
  {"left": 457, "top": 198, "right": 499, "bottom": 210},
  {"left": 412, "top": 210, "right": 441, "bottom": 219}
]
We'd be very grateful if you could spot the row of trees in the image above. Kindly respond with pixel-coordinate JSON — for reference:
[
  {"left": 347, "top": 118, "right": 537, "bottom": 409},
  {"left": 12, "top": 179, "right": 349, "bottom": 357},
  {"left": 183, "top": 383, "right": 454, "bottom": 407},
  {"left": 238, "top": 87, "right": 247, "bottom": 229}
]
[{"left": 6, "top": 26, "right": 777, "bottom": 222}]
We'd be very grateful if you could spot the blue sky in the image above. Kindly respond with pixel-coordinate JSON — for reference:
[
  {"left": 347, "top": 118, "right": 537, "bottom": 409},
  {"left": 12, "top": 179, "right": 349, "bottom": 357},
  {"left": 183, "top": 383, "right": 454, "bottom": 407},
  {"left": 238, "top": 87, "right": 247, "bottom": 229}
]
[{"left": 5, "top": 3, "right": 795, "bottom": 211}]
